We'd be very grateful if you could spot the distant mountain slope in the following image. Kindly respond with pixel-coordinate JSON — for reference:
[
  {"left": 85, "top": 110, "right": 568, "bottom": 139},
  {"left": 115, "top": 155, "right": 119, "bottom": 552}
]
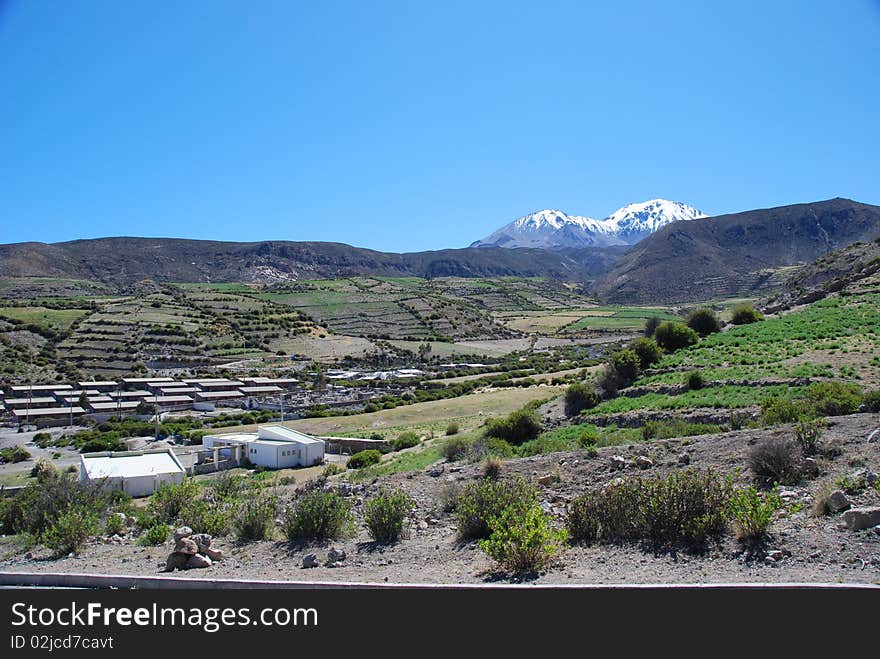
[
  {"left": 0, "top": 238, "right": 625, "bottom": 287},
  {"left": 471, "top": 199, "right": 705, "bottom": 249},
  {"left": 595, "top": 198, "right": 880, "bottom": 303}
]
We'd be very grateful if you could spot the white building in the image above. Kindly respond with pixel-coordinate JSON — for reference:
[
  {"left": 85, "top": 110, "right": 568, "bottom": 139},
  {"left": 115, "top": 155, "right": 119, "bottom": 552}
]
[
  {"left": 202, "top": 425, "right": 325, "bottom": 469},
  {"left": 80, "top": 448, "right": 186, "bottom": 497}
]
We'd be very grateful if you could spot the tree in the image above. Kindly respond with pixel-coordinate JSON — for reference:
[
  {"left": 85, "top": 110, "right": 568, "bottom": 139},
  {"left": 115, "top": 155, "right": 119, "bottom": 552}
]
[
  {"left": 564, "top": 382, "right": 599, "bottom": 417},
  {"left": 418, "top": 342, "right": 432, "bottom": 361},
  {"left": 78, "top": 392, "right": 90, "bottom": 410},
  {"left": 644, "top": 316, "right": 662, "bottom": 337},
  {"left": 730, "top": 304, "right": 764, "bottom": 325},
  {"left": 654, "top": 321, "right": 699, "bottom": 352},
  {"left": 686, "top": 308, "right": 721, "bottom": 336}
]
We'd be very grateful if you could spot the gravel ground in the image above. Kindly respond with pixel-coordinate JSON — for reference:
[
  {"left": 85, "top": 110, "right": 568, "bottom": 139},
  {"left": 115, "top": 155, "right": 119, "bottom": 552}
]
[{"left": 2, "top": 414, "right": 879, "bottom": 585}]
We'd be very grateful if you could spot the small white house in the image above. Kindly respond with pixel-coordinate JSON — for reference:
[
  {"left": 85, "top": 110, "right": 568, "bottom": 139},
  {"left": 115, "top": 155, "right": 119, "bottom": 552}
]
[
  {"left": 80, "top": 448, "right": 186, "bottom": 497},
  {"left": 202, "top": 425, "right": 325, "bottom": 469}
]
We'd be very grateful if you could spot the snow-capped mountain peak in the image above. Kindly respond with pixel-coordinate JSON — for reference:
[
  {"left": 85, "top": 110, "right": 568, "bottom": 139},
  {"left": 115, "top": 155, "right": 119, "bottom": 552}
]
[{"left": 470, "top": 199, "right": 706, "bottom": 249}]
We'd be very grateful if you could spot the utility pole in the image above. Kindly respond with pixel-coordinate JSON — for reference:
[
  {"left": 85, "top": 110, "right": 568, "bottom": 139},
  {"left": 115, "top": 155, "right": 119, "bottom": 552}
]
[
  {"left": 279, "top": 394, "right": 285, "bottom": 423},
  {"left": 154, "top": 392, "right": 160, "bottom": 440}
]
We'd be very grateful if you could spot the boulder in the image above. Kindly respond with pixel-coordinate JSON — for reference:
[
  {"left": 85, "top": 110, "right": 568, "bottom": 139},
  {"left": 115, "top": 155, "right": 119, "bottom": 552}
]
[
  {"left": 826, "top": 490, "right": 851, "bottom": 513},
  {"left": 302, "top": 553, "right": 319, "bottom": 569},
  {"left": 426, "top": 465, "right": 445, "bottom": 477},
  {"left": 842, "top": 507, "right": 880, "bottom": 531},
  {"left": 173, "top": 526, "right": 193, "bottom": 542},
  {"left": 327, "top": 547, "right": 346, "bottom": 563},
  {"left": 537, "top": 474, "right": 557, "bottom": 486},
  {"left": 610, "top": 455, "right": 627, "bottom": 471},
  {"left": 164, "top": 552, "right": 189, "bottom": 572},
  {"left": 867, "top": 471, "right": 878, "bottom": 487},
  {"left": 203, "top": 547, "right": 225, "bottom": 562},
  {"left": 174, "top": 537, "right": 198, "bottom": 556},
  {"left": 635, "top": 456, "right": 654, "bottom": 470},
  {"left": 185, "top": 554, "right": 212, "bottom": 570},
  {"left": 677, "top": 453, "right": 690, "bottom": 465},
  {"left": 190, "top": 533, "right": 212, "bottom": 552}
]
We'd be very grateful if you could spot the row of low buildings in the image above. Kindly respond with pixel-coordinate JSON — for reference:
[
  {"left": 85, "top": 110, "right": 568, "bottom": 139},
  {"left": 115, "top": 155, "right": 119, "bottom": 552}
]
[
  {"left": 0, "top": 376, "right": 299, "bottom": 427},
  {"left": 79, "top": 424, "right": 327, "bottom": 497}
]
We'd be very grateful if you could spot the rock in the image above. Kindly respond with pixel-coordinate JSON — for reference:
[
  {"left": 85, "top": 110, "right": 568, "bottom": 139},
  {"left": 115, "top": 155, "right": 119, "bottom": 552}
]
[
  {"left": 302, "top": 553, "right": 319, "bottom": 569},
  {"left": 417, "top": 521, "right": 429, "bottom": 531},
  {"left": 635, "top": 456, "right": 654, "bottom": 469},
  {"left": 540, "top": 502, "right": 553, "bottom": 514},
  {"left": 173, "top": 526, "right": 193, "bottom": 542},
  {"left": 677, "top": 453, "right": 690, "bottom": 465},
  {"left": 190, "top": 533, "right": 212, "bottom": 552},
  {"left": 164, "top": 552, "right": 189, "bottom": 572},
  {"left": 537, "top": 474, "right": 556, "bottom": 486},
  {"left": 610, "top": 455, "right": 627, "bottom": 471},
  {"left": 327, "top": 562, "right": 344, "bottom": 569},
  {"left": 327, "top": 547, "right": 346, "bottom": 563},
  {"left": 767, "top": 550, "right": 784, "bottom": 561},
  {"left": 426, "top": 465, "right": 444, "bottom": 477},
  {"left": 185, "top": 554, "right": 212, "bottom": 570},
  {"left": 803, "top": 457, "right": 819, "bottom": 475},
  {"left": 174, "top": 537, "right": 198, "bottom": 556},
  {"left": 777, "top": 487, "right": 799, "bottom": 501},
  {"left": 764, "top": 555, "right": 777, "bottom": 565},
  {"left": 867, "top": 471, "right": 878, "bottom": 487},
  {"left": 203, "top": 547, "right": 225, "bottom": 561},
  {"left": 607, "top": 477, "right": 625, "bottom": 488},
  {"left": 842, "top": 507, "right": 880, "bottom": 531},
  {"left": 826, "top": 490, "right": 851, "bottom": 513}
]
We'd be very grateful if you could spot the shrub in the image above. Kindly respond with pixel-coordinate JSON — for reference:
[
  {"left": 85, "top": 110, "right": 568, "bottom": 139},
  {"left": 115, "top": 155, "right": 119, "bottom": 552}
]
[
  {"left": 608, "top": 349, "right": 640, "bottom": 388},
  {"left": 629, "top": 337, "right": 663, "bottom": 370},
  {"left": 435, "top": 483, "right": 462, "bottom": 515},
  {"left": 455, "top": 477, "right": 538, "bottom": 540},
  {"left": 346, "top": 449, "right": 382, "bottom": 470},
  {"left": 643, "top": 316, "right": 662, "bottom": 337},
  {"left": 30, "top": 458, "right": 57, "bottom": 482},
  {"left": 210, "top": 472, "right": 249, "bottom": 501},
  {"left": 179, "top": 500, "right": 231, "bottom": 537},
  {"left": 282, "top": 490, "right": 355, "bottom": 542},
  {"left": 730, "top": 304, "right": 764, "bottom": 325},
  {"left": 0, "top": 473, "right": 111, "bottom": 537},
  {"left": 760, "top": 396, "right": 801, "bottom": 425},
  {"left": 483, "top": 457, "right": 503, "bottom": 480},
  {"left": 727, "top": 486, "right": 782, "bottom": 543},
  {"left": 863, "top": 390, "right": 880, "bottom": 413},
  {"left": 479, "top": 504, "right": 566, "bottom": 573},
  {"left": 0, "top": 446, "right": 31, "bottom": 464},
  {"left": 802, "top": 381, "right": 863, "bottom": 417},
  {"left": 104, "top": 513, "right": 126, "bottom": 536},
  {"left": 234, "top": 493, "right": 278, "bottom": 541},
  {"left": 442, "top": 434, "right": 474, "bottom": 461},
  {"left": 686, "top": 371, "right": 705, "bottom": 391},
  {"left": 564, "top": 382, "right": 599, "bottom": 417},
  {"left": 466, "top": 435, "right": 513, "bottom": 461},
  {"left": 321, "top": 463, "right": 343, "bottom": 479},
  {"left": 749, "top": 439, "right": 802, "bottom": 486},
  {"left": 148, "top": 479, "right": 200, "bottom": 524},
  {"left": 654, "top": 321, "right": 699, "bottom": 353},
  {"left": 794, "top": 419, "right": 823, "bottom": 457},
  {"left": 41, "top": 505, "right": 100, "bottom": 556},
  {"left": 445, "top": 422, "right": 460, "bottom": 436},
  {"left": 567, "top": 470, "right": 730, "bottom": 547},
  {"left": 364, "top": 489, "right": 414, "bottom": 543},
  {"left": 391, "top": 432, "right": 420, "bottom": 451},
  {"left": 484, "top": 409, "right": 542, "bottom": 445},
  {"left": 137, "top": 523, "right": 171, "bottom": 546},
  {"left": 686, "top": 308, "right": 722, "bottom": 336}
]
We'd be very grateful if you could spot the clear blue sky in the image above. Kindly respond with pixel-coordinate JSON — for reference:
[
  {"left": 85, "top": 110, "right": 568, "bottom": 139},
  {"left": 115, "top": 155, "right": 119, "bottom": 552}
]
[{"left": 1, "top": 1, "right": 878, "bottom": 252}]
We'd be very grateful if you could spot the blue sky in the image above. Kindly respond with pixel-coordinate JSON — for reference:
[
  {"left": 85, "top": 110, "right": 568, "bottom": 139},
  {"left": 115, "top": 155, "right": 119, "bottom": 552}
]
[{"left": 1, "top": 1, "right": 878, "bottom": 252}]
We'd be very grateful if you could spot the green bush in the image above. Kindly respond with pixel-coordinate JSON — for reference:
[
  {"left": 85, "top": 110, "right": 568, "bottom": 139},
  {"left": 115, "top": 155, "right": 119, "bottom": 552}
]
[
  {"left": 104, "top": 513, "right": 126, "bottom": 536},
  {"left": 654, "top": 321, "right": 699, "bottom": 353},
  {"left": 760, "top": 396, "right": 801, "bottom": 425},
  {"left": 644, "top": 316, "right": 662, "bottom": 337},
  {"left": 179, "top": 500, "right": 230, "bottom": 537},
  {"left": 346, "top": 449, "right": 383, "bottom": 469},
  {"left": 445, "top": 422, "right": 460, "bottom": 436},
  {"left": 234, "top": 492, "right": 278, "bottom": 541},
  {"left": 455, "top": 477, "right": 538, "bottom": 540},
  {"left": 863, "top": 390, "right": 880, "bottom": 412},
  {"left": 794, "top": 419, "right": 823, "bottom": 457},
  {"left": 727, "top": 486, "right": 782, "bottom": 543},
  {"left": 730, "top": 305, "right": 764, "bottom": 325},
  {"left": 321, "top": 463, "right": 343, "bottom": 479},
  {"left": 282, "top": 490, "right": 355, "bottom": 542},
  {"left": 566, "top": 470, "right": 730, "bottom": 547},
  {"left": 802, "top": 381, "right": 863, "bottom": 417},
  {"left": 364, "top": 488, "right": 414, "bottom": 543},
  {"left": 148, "top": 479, "right": 201, "bottom": 524},
  {"left": 30, "top": 458, "right": 58, "bottom": 482},
  {"left": 137, "top": 523, "right": 171, "bottom": 546},
  {"left": 485, "top": 409, "right": 542, "bottom": 445},
  {"left": 686, "top": 371, "right": 705, "bottom": 391},
  {"left": 442, "top": 434, "right": 474, "bottom": 461},
  {"left": 609, "top": 349, "right": 640, "bottom": 387},
  {"left": 42, "top": 505, "right": 100, "bottom": 556},
  {"left": 479, "top": 504, "right": 566, "bottom": 573},
  {"left": 564, "top": 382, "right": 599, "bottom": 417},
  {"left": 686, "top": 308, "right": 722, "bottom": 336},
  {"left": 391, "top": 432, "right": 420, "bottom": 451},
  {"left": 748, "top": 439, "right": 802, "bottom": 486},
  {"left": 629, "top": 337, "right": 663, "bottom": 370},
  {"left": 0, "top": 446, "right": 31, "bottom": 464}
]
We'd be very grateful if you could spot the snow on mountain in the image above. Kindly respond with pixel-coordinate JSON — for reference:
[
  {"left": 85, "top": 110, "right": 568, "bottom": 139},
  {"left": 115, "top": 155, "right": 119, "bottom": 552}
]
[{"left": 470, "top": 199, "right": 706, "bottom": 249}]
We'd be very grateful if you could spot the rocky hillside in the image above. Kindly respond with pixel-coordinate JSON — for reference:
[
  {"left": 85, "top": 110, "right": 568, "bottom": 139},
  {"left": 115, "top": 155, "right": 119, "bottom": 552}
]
[{"left": 595, "top": 198, "right": 880, "bottom": 304}]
